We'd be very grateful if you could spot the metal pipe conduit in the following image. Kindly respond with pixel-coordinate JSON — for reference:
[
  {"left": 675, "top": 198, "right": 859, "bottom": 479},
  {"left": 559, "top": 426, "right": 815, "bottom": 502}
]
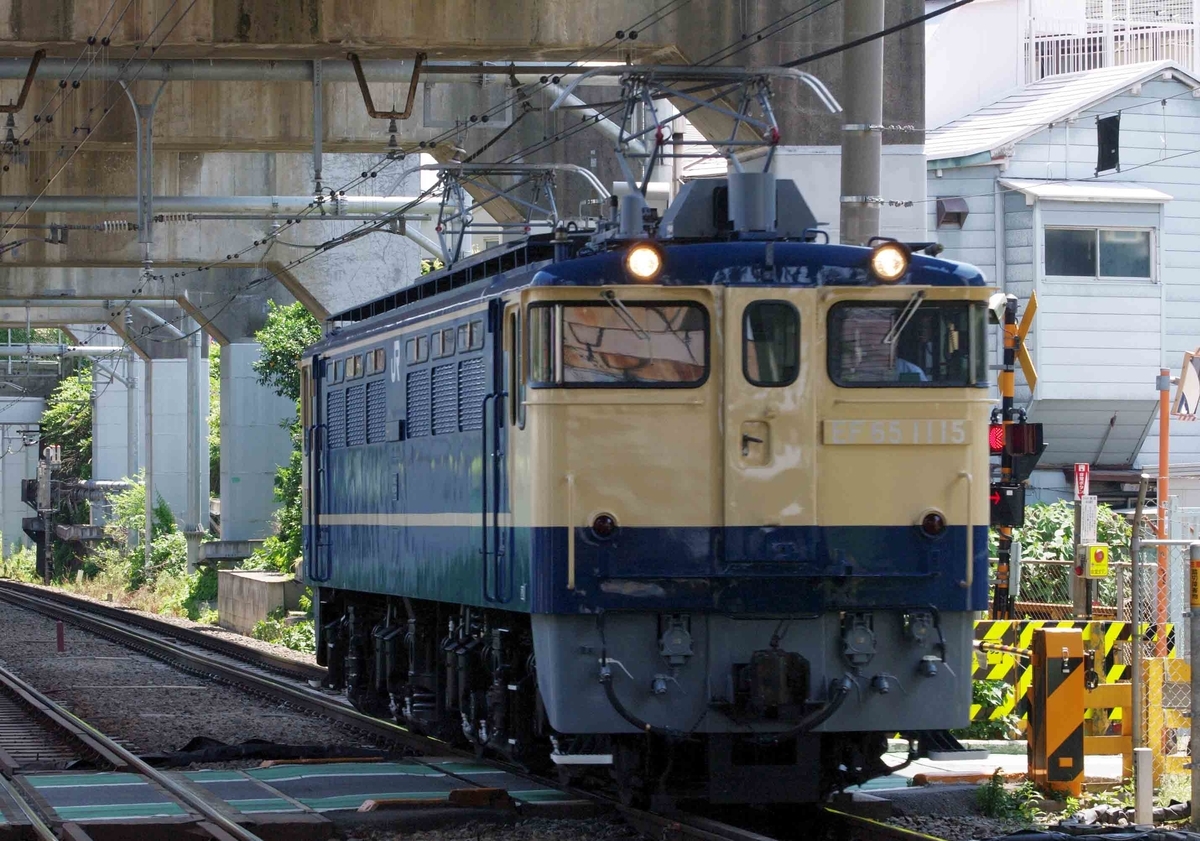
[
  {"left": 0, "top": 195, "right": 441, "bottom": 215},
  {"left": 0, "top": 57, "right": 610, "bottom": 84},
  {"left": 0, "top": 344, "right": 126, "bottom": 357}
]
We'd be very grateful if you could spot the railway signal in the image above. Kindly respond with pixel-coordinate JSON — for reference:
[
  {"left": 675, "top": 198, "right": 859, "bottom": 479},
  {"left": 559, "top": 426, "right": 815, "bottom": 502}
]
[{"left": 988, "top": 292, "right": 1045, "bottom": 619}]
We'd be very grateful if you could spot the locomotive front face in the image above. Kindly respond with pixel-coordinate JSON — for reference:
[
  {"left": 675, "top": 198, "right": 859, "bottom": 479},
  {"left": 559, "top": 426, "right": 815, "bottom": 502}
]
[{"left": 514, "top": 248, "right": 992, "bottom": 764}]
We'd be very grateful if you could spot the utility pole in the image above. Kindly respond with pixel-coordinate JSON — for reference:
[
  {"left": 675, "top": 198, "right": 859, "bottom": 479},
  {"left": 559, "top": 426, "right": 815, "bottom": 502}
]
[{"left": 838, "top": 0, "right": 883, "bottom": 245}]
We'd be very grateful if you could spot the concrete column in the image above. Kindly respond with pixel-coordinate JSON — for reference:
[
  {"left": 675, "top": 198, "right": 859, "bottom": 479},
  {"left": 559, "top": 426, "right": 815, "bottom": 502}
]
[
  {"left": 92, "top": 357, "right": 145, "bottom": 483},
  {"left": 0, "top": 399, "right": 44, "bottom": 554},
  {"left": 219, "top": 343, "right": 294, "bottom": 542},
  {"left": 141, "top": 358, "right": 207, "bottom": 530},
  {"left": 185, "top": 321, "right": 203, "bottom": 573},
  {"left": 838, "top": 0, "right": 884, "bottom": 246}
]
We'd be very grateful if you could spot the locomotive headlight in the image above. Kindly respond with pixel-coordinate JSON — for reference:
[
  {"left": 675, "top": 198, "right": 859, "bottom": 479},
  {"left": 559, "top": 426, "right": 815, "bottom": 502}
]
[
  {"left": 869, "top": 241, "right": 909, "bottom": 282},
  {"left": 625, "top": 243, "right": 663, "bottom": 281}
]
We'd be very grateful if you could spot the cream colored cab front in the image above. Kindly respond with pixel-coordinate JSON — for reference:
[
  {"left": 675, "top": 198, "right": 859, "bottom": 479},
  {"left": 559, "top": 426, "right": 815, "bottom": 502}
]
[{"left": 722, "top": 288, "right": 817, "bottom": 565}]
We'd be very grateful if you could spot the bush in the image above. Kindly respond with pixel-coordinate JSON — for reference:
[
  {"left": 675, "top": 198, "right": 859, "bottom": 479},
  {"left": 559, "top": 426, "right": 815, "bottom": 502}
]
[
  {"left": 1, "top": 544, "right": 38, "bottom": 582},
  {"left": 953, "top": 679, "right": 1018, "bottom": 740},
  {"left": 251, "top": 608, "right": 315, "bottom": 653}
]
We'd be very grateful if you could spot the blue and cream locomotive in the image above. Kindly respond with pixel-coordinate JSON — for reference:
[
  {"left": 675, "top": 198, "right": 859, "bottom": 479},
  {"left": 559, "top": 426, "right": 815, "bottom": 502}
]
[{"left": 301, "top": 174, "right": 992, "bottom": 804}]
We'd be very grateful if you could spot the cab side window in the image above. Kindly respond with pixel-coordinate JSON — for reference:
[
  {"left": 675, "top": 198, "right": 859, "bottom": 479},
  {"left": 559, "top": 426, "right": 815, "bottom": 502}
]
[{"left": 743, "top": 301, "right": 799, "bottom": 387}]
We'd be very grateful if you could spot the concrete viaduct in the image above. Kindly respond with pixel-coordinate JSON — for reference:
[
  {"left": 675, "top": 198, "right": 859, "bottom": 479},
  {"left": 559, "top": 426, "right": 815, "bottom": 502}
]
[{"left": 0, "top": 0, "right": 924, "bottom": 560}]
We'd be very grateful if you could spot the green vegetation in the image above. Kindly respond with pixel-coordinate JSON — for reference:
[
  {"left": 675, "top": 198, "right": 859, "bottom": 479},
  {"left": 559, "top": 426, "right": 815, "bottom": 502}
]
[
  {"left": 57, "top": 479, "right": 216, "bottom": 621},
  {"left": 953, "top": 679, "right": 1018, "bottom": 740},
  {"left": 988, "top": 500, "right": 1131, "bottom": 608},
  {"left": 244, "top": 301, "right": 320, "bottom": 576},
  {"left": 250, "top": 606, "right": 315, "bottom": 653},
  {"left": 251, "top": 300, "right": 321, "bottom": 403},
  {"left": 41, "top": 365, "right": 93, "bottom": 481},
  {"left": 0, "top": 543, "right": 38, "bottom": 582},
  {"left": 420, "top": 258, "right": 445, "bottom": 275},
  {"left": 976, "top": 771, "right": 1042, "bottom": 821}
]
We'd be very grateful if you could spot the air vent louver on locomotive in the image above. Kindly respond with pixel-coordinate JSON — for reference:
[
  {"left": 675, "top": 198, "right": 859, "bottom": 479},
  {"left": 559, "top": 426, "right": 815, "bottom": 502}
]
[
  {"left": 366, "top": 380, "right": 387, "bottom": 443},
  {"left": 326, "top": 390, "right": 345, "bottom": 449},
  {"left": 346, "top": 385, "right": 366, "bottom": 447},
  {"left": 406, "top": 369, "right": 431, "bottom": 438},
  {"left": 457, "top": 357, "right": 486, "bottom": 432},
  {"left": 431, "top": 364, "right": 458, "bottom": 435}
]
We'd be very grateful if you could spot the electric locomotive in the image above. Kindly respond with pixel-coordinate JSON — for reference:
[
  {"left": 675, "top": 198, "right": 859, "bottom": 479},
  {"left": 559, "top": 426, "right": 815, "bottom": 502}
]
[{"left": 301, "top": 173, "right": 992, "bottom": 805}]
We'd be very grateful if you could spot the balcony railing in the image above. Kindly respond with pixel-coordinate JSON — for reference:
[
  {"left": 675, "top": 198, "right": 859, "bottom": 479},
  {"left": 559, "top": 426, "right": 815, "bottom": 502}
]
[{"left": 1026, "top": 17, "right": 1196, "bottom": 81}]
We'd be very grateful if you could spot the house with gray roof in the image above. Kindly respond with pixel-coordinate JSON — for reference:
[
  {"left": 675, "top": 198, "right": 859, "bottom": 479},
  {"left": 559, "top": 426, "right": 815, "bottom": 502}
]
[{"left": 927, "top": 60, "right": 1200, "bottom": 500}]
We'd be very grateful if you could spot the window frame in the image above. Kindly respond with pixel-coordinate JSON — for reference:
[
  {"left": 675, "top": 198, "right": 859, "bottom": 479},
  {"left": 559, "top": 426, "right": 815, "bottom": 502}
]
[
  {"left": 526, "top": 300, "right": 711, "bottom": 390},
  {"left": 432, "top": 327, "right": 457, "bottom": 359},
  {"left": 1043, "top": 224, "right": 1156, "bottom": 282},
  {"left": 742, "top": 299, "right": 800, "bottom": 388},
  {"left": 825, "top": 299, "right": 989, "bottom": 390},
  {"left": 345, "top": 354, "right": 364, "bottom": 380},
  {"left": 406, "top": 335, "right": 429, "bottom": 364},
  {"left": 365, "top": 348, "right": 386, "bottom": 376}
]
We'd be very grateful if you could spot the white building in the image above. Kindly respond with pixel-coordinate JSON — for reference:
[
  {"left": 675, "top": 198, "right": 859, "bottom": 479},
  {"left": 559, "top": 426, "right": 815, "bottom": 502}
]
[{"left": 927, "top": 0, "right": 1200, "bottom": 501}]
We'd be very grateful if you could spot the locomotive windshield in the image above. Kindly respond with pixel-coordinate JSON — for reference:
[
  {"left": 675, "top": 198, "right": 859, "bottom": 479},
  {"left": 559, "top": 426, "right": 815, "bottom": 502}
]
[
  {"left": 528, "top": 301, "right": 708, "bottom": 387},
  {"left": 827, "top": 300, "right": 988, "bottom": 387}
]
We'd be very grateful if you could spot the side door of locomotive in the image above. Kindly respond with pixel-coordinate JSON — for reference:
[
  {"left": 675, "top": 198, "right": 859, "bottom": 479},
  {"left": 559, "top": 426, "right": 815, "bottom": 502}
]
[{"left": 721, "top": 288, "right": 817, "bottom": 570}]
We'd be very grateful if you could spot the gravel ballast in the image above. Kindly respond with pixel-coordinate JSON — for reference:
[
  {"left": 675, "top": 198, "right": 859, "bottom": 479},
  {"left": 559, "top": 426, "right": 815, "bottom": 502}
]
[
  {"left": 7, "top": 581, "right": 317, "bottom": 666},
  {"left": 0, "top": 600, "right": 370, "bottom": 755}
]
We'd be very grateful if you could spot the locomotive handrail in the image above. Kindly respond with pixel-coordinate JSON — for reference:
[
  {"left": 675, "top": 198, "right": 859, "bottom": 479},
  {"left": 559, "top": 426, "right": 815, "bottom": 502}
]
[
  {"left": 307, "top": 423, "right": 331, "bottom": 583},
  {"left": 481, "top": 392, "right": 498, "bottom": 602},
  {"left": 959, "top": 469, "right": 973, "bottom": 605}
]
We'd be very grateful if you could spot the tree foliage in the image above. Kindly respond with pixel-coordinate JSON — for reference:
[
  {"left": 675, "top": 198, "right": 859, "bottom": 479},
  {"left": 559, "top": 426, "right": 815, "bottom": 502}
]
[
  {"left": 251, "top": 301, "right": 321, "bottom": 403},
  {"left": 41, "top": 365, "right": 93, "bottom": 481},
  {"left": 247, "top": 302, "right": 319, "bottom": 575}
]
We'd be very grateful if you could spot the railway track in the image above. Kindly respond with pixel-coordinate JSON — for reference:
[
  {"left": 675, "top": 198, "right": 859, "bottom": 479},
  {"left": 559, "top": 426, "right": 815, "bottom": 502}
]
[
  {"left": 0, "top": 658, "right": 265, "bottom": 841},
  {"left": 0, "top": 581, "right": 947, "bottom": 841}
]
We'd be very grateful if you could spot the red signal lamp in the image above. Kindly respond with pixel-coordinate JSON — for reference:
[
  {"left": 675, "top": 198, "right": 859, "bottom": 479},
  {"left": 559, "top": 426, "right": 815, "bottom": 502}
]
[{"left": 989, "top": 423, "right": 1006, "bottom": 455}]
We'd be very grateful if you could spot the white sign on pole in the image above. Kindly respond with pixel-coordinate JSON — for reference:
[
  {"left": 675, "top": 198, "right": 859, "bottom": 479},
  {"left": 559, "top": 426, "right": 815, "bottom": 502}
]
[
  {"left": 1080, "top": 494, "right": 1099, "bottom": 544},
  {"left": 1074, "top": 463, "right": 1090, "bottom": 501}
]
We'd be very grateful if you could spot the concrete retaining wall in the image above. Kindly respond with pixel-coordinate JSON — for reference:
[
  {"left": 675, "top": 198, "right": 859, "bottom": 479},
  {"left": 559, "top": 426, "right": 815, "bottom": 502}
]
[{"left": 217, "top": 569, "right": 302, "bottom": 635}]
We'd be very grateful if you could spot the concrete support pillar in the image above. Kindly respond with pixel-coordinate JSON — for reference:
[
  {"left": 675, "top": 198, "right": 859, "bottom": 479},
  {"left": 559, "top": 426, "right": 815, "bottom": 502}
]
[
  {"left": 137, "top": 358, "right": 207, "bottom": 542},
  {"left": 838, "top": 0, "right": 884, "bottom": 246},
  {"left": 185, "top": 321, "right": 203, "bottom": 573},
  {"left": 143, "top": 358, "right": 153, "bottom": 556},
  {"left": 219, "top": 343, "right": 294, "bottom": 542},
  {"left": 0, "top": 399, "right": 45, "bottom": 555}
]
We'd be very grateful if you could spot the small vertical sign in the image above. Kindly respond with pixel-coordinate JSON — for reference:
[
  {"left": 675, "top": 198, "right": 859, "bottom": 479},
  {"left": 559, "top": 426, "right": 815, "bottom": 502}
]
[
  {"left": 1191, "top": 556, "right": 1200, "bottom": 608},
  {"left": 1074, "top": 463, "right": 1090, "bottom": 501},
  {"left": 1080, "top": 495, "right": 1099, "bottom": 544}
]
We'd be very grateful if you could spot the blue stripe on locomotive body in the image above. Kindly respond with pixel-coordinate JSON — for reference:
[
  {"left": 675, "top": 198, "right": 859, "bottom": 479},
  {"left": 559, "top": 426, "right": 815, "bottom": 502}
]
[
  {"left": 309, "top": 521, "right": 990, "bottom": 613},
  {"left": 305, "top": 239, "right": 990, "bottom": 615}
]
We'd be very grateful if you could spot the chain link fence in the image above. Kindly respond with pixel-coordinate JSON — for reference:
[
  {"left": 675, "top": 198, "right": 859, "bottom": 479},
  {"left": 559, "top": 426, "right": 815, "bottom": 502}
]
[
  {"left": 979, "top": 501, "right": 1199, "bottom": 785},
  {"left": 1134, "top": 502, "right": 1194, "bottom": 784}
]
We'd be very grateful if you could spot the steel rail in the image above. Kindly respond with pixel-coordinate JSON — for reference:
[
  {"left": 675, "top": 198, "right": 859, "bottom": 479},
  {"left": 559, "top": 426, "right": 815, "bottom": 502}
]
[
  {"left": 0, "top": 660, "right": 266, "bottom": 841},
  {"left": 0, "top": 664, "right": 127, "bottom": 771},
  {"left": 0, "top": 580, "right": 323, "bottom": 682},
  {"left": 0, "top": 583, "right": 944, "bottom": 841},
  {"left": 0, "top": 585, "right": 427, "bottom": 751},
  {"left": 0, "top": 774, "right": 57, "bottom": 841}
]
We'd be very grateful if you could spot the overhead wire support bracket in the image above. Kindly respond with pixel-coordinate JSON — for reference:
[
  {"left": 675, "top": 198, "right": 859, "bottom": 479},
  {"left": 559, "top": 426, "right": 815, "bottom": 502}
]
[
  {"left": 420, "top": 163, "right": 611, "bottom": 267},
  {"left": 548, "top": 65, "right": 840, "bottom": 196},
  {"left": 348, "top": 51, "right": 425, "bottom": 119},
  {"left": 0, "top": 50, "right": 45, "bottom": 114}
]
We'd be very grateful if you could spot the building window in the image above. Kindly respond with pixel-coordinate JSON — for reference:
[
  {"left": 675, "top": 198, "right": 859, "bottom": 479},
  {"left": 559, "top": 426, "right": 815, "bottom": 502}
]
[
  {"left": 743, "top": 301, "right": 799, "bottom": 387},
  {"left": 1045, "top": 227, "right": 1153, "bottom": 280}
]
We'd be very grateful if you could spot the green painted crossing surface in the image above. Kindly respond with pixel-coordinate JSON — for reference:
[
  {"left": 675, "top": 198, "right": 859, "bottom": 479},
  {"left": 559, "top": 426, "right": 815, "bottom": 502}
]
[{"left": 3, "top": 760, "right": 581, "bottom": 825}]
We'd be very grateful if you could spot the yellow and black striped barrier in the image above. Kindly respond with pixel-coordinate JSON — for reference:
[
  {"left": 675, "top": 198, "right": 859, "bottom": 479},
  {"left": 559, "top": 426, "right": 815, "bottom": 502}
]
[
  {"left": 1028, "top": 627, "right": 1084, "bottom": 797},
  {"left": 970, "top": 619, "right": 1175, "bottom": 723}
]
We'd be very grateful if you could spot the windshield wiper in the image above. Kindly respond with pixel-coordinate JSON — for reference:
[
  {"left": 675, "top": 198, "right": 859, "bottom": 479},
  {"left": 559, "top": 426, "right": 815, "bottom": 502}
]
[
  {"left": 602, "top": 290, "right": 650, "bottom": 340},
  {"left": 882, "top": 291, "right": 925, "bottom": 345}
]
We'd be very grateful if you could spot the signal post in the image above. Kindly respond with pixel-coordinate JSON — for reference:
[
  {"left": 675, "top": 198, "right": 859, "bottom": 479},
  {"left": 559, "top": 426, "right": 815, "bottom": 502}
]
[{"left": 990, "top": 293, "right": 1041, "bottom": 619}]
